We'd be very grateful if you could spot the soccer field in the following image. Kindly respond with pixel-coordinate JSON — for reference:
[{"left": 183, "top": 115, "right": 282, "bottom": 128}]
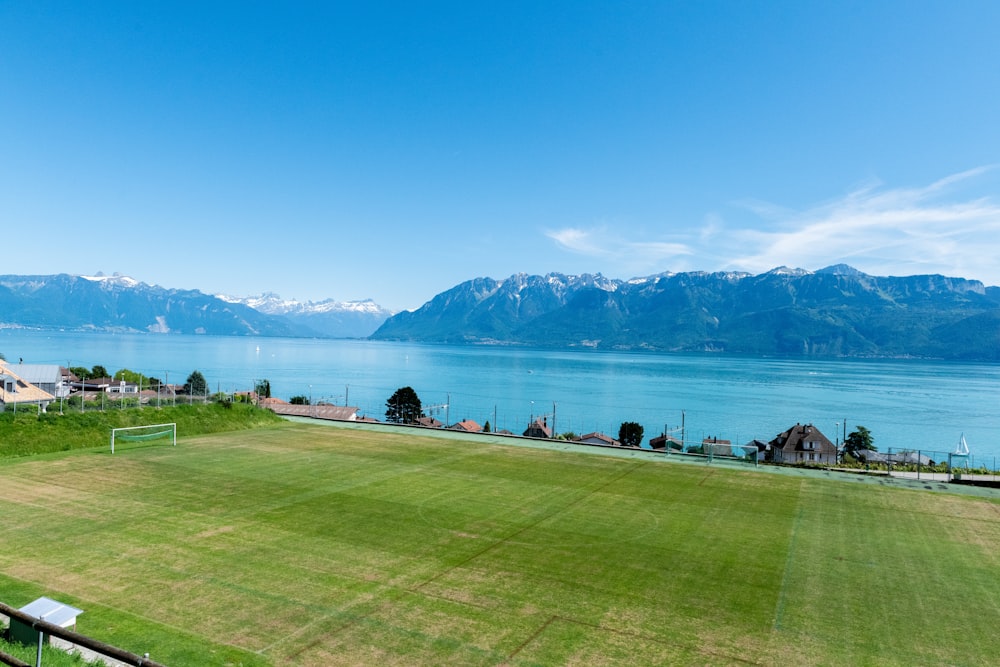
[{"left": 2, "top": 422, "right": 999, "bottom": 666}]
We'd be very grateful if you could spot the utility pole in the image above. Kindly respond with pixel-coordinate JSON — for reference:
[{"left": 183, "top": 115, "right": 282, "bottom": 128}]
[{"left": 681, "top": 410, "right": 686, "bottom": 449}]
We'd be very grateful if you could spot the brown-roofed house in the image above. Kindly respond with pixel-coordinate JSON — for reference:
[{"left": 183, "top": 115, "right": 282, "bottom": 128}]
[
  {"left": 768, "top": 423, "right": 837, "bottom": 465},
  {"left": 574, "top": 432, "right": 621, "bottom": 447},
  {"left": 701, "top": 436, "right": 733, "bottom": 456},
  {"left": 649, "top": 433, "right": 684, "bottom": 451},
  {"left": 523, "top": 418, "right": 552, "bottom": 439}
]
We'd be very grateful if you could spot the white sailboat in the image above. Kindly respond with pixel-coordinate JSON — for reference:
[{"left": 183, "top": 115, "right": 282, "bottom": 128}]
[{"left": 955, "top": 432, "right": 970, "bottom": 456}]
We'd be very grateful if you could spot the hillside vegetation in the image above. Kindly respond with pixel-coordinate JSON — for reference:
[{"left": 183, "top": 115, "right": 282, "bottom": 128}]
[
  {"left": 0, "top": 403, "right": 285, "bottom": 458},
  {"left": 373, "top": 266, "right": 1000, "bottom": 359}
]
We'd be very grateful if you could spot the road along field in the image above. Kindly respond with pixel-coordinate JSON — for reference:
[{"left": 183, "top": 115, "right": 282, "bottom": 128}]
[{"left": 1, "top": 421, "right": 999, "bottom": 666}]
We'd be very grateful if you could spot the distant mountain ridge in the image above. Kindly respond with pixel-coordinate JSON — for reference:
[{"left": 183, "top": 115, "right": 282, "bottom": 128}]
[
  {"left": 371, "top": 266, "right": 1000, "bottom": 360},
  {"left": 0, "top": 273, "right": 392, "bottom": 338},
  {"left": 217, "top": 293, "right": 393, "bottom": 339}
]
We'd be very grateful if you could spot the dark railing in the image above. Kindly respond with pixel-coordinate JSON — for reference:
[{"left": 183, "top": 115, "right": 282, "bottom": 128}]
[{"left": 0, "top": 602, "right": 167, "bottom": 667}]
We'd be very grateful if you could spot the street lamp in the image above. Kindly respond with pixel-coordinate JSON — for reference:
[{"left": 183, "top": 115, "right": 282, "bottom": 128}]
[{"left": 835, "top": 422, "right": 841, "bottom": 463}]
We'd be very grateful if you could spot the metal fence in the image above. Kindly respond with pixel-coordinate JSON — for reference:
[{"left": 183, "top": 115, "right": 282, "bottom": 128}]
[{"left": 879, "top": 447, "right": 1000, "bottom": 483}]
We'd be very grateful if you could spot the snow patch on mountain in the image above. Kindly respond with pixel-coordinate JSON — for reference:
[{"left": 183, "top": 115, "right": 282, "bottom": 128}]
[
  {"left": 218, "top": 293, "right": 392, "bottom": 317},
  {"left": 81, "top": 272, "right": 143, "bottom": 289}
]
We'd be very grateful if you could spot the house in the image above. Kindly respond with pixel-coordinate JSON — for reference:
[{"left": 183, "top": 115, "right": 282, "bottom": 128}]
[
  {"left": 416, "top": 416, "right": 444, "bottom": 428},
  {"left": 574, "top": 432, "right": 621, "bottom": 447},
  {"left": 649, "top": 433, "right": 684, "bottom": 451},
  {"left": 448, "top": 419, "right": 482, "bottom": 433},
  {"left": 768, "top": 423, "right": 837, "bottom": 465},
  {"left": 523, "top": 418, "right": 552, "bottom": 439},
  {"left": 70, "top": 376, "right": 113, "bottom": 394},
  {"left": 260, "top": 397, "right": 288, "bottom": 409},
  {"left": 10, "top": 364, "right": 70, "bottom": 398},
  {"left": 0, "top": 363, "right": 55, "bottom": 412},
  {"left": 260, "top": 397, "right": 359, "bottom": 421},
  {"left": 744, "top": 439, "right": 770, "bottom": 461},
  {"left": 857, "top": 450, "right": 934, "bottom": 467},
  {"left": 107, "top": 380, "right": 139, "bottom": 394},
  {"left": 702, "top": 436, "right": 733, "bottom": 456}
]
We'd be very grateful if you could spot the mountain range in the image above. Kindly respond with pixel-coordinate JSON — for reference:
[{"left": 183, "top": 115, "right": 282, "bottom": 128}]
[
  {"left": 1, "top": 268, "right": 998, "bottom": 360},
  {"left": 371, "top": 265, "right": 1000, "bottom": 361},
  {"left": 0, "top": 274, "right": 393, "bottom": 338}
]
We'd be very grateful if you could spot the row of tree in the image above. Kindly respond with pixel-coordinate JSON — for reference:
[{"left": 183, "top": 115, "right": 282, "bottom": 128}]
[{"left": 65, "top": 364, "right": 209, "bottom": 395}]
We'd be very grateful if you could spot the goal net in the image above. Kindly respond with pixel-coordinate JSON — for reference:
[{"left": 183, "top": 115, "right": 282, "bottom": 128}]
[
  {"left": 702, "top": 441, "right": 759, "bottom": 466},
  {"left": 110, "top": 423, "right": 177, "bottom": 454}
]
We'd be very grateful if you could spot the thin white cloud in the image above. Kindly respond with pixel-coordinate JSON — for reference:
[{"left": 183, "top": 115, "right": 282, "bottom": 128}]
[
  {"left": 544, "top": 168, "right": 1000, "bottom": 285},
  {"left": 545, "top": 226, "right": 693, "bottom": 272},
  {"left": 723, "top": 167, "right": 1000, "bottom": 283}
]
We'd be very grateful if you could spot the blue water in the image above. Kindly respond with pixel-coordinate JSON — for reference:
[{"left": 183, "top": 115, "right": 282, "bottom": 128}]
[{"left": 2, "top": 330, "right": 998, "bottom": 462}]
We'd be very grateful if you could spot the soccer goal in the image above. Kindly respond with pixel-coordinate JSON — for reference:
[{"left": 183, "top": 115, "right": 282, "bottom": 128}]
[
  {"left": 703, "top": 441, "right": 759, "bottom": 467},
  {"left": 110, "top": 423, "right": 177, "bottom": 454}
]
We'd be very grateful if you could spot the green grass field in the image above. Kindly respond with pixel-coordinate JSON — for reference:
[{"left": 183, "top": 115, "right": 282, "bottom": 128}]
[{"left": 2, "top": 421, "right": 1000, "bottom": 666}]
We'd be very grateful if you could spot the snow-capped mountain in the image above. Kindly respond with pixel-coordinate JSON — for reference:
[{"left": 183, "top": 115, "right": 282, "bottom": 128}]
[
  {"left": 0, "top": 273, "right": 299, "bottom": 336},
  {"left": 372, "top": 267, "right": 1000, "bottom": 360},
  {"left": 0, "top": 273, "right": 392, "bottom": 338},
  {"left": 218, "top": 293, "right": 393, "bottom": 338}
]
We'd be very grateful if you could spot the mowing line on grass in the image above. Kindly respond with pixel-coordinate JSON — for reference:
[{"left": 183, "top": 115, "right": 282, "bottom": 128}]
[
  {"left": 503, "top": 614, "right": 557, "bottom": 663},
  {"left": 412, "top": 460, "right": 648, "bottom": 593},
  {"left": 772, "top": 487, "right": 804, "bottom": 632},
  {"left": 502, "top": 614, "right": 761, "bottom": 666}
]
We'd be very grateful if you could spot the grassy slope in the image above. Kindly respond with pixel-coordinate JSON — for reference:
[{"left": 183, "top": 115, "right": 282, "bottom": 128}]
[
  {"left": 1, "top": 422, "right": 999, "bottom": 665},
  {"left": 0, "top": 403, "right": 285, "bottom": 458}
]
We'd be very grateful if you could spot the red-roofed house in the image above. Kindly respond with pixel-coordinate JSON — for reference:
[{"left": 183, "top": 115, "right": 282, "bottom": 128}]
[{"left": 449, "top": 419, "right": 482, "bottom": 433}]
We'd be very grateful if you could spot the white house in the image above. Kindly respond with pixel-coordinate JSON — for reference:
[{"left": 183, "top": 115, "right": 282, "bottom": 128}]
[{"left": 0, "top": 363, "right": 55, "bottom": 412}]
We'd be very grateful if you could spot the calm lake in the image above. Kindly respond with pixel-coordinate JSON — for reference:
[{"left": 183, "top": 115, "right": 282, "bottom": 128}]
[{"left": 2, "top": 330, "right": 998, "bottom": 462}]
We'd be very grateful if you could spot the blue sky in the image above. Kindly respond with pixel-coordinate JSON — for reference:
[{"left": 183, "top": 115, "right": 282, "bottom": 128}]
[{"left": 3, "top": 2, "right": 999, "bottom": 311}]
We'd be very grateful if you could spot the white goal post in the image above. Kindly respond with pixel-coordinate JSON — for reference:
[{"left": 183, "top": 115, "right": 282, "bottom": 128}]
[
  {"left": 702, "top": 440, "right": 760, "bottom": 466},
  {"left": 110, "top": 423, "right": 177, "bottom": 454}
]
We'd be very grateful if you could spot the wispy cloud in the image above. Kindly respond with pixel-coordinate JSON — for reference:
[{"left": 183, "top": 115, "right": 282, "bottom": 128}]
[
  {"left": 545, "top": 168, "right": 1000, "bottom": 285},
  {"left": 723, "top": 167, "right": 1000, "bottom": 282},
  {"left": 545, "top": 226, "right": 693, "bottom": 273}
]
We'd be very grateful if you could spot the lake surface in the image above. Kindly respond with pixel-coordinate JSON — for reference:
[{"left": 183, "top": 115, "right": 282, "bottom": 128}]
[{"left": 2, "top": 329, "right": 998, "bottom": 463}]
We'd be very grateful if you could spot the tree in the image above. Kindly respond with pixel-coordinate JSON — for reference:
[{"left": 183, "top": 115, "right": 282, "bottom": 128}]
[
  {"left": 255, "top": 379, "right": 272, "bottom": 399},
  {"left": 844, "top": 425, "right": 876, "bottom": 459},
  {"left": 385, "top": 386, "right": 423, "bottom": 424},
  {"left": 483, "top": 420, "right": 491, "bottom": 433},
  {"left": 184, "top": 370, "right": 208, "bottom": 396},
  {"left": 91, "top": 365, "right": 109, "bottom": 379},
  {"left": 618, "top": 421, "right": 644, "bottom": 448},
  {"left": 289, "top": 395, "right": 310, "bottom": 405},
  {"left": 114, "top": 368, "right": 159, "bottom": 388}
]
